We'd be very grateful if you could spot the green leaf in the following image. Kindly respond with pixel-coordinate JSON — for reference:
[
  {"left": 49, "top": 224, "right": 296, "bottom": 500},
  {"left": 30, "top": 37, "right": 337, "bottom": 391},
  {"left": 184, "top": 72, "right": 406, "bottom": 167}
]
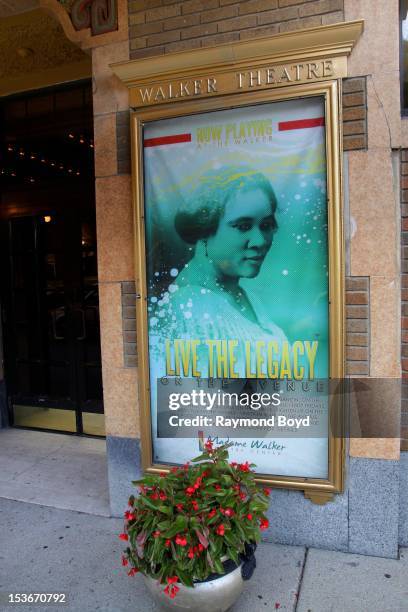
[
  {"left": 140, "top": 496, "right": 159, "bottom": 511},
  {"left": 227, "top": 547, "right": 239, "bottom": 565},
  {"left": 157, "top": 520, "right": 171, "bottom": 530},
  {"left": 177, "top": 569, "right": 194, "bottom": 588},
  {"left": 158, "top": 505, "right": 172, "bottom": 515},
  {"left": 191, "top": 453, "right": 210, "bottom": 463},
  {"left": 203, "top": 478, "right": 219, "bottom": 486},
  {"left": 163, "top": 514, "right": 188, "bottom": 538},
  {"left": 213, "top": 557, "right": 225, "bottom": 575}
]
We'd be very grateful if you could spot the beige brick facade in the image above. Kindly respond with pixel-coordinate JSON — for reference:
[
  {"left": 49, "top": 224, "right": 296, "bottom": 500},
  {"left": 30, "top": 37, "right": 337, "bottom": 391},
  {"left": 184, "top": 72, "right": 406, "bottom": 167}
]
[{"left": 128, "top": 0, "right": 344, "bottom": 59}]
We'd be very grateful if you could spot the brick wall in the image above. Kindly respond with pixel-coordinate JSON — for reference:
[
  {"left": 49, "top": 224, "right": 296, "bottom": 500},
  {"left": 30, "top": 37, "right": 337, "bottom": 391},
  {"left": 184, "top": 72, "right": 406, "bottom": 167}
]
[
  {"left": 401, "top": 150, "right": 408, "bottom": 451},
  {"left": 128, "top": 0, "right": 344, "bottom": 59},
  {"left": 343, "top": 77, "right": 367, "bottom": 152},
  {"left": 346, "top": 276, "right": 369, "bottom": 376},
  {"left": 121, "top": 281, "right": 137, "bottom": 367}
]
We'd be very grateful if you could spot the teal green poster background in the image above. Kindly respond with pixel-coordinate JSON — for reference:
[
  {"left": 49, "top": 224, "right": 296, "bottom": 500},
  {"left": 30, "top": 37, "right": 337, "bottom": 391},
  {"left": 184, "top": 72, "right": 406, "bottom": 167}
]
[{"left": 142, "top": 97, "right": 330, "bottom": 478}]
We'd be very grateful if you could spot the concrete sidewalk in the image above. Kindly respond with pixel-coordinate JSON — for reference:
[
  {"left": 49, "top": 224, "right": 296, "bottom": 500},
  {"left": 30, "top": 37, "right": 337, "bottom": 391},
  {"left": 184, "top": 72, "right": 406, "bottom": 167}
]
[
  {"left": 0, "top": 429, "right": 109, "bottom": 516},
  {"left": 0, "top": 498, "right": 407, "bottom": 612}
]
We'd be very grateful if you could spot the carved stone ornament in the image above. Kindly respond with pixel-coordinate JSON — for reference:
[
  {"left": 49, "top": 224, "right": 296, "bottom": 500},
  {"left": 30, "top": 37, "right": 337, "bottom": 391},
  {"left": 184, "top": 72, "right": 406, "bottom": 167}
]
[{"left": 70, "top": 0, "right": 118, "bottom": 36}]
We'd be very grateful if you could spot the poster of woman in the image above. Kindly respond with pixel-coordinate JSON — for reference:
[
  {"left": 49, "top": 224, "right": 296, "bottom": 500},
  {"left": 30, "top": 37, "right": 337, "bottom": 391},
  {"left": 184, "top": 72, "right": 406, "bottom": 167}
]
[{"left": 142, "top": 96, "right": 330, "bottom": 478}]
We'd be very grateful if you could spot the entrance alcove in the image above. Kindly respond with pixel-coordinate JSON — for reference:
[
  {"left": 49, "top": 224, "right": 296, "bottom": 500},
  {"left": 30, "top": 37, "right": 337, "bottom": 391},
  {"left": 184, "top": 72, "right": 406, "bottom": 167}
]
[{"left": 0, "top": 1, "right": 104, "bottom": 437}]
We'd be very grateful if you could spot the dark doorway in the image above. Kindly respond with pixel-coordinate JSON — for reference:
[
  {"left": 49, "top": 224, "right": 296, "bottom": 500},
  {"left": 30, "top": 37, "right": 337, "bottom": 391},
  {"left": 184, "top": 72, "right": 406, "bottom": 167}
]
[{"left": 0, "top": 81, "right": 104, "bottom": 436}]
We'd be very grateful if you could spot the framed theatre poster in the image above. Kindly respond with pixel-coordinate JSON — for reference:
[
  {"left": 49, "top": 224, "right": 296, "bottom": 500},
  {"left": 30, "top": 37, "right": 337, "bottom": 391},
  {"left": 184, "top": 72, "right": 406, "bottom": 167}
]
[{"left": 129, "top": 71, "right": 345, "bottom": 502}]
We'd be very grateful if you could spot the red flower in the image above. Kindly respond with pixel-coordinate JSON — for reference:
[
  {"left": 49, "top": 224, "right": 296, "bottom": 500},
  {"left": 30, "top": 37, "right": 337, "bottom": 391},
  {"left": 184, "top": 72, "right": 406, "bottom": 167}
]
[
  {"left": 230, "top": 461, "right": 237, "bottom": 468},
  {"left": 239, "top": 491, "right": 246, "bottom": 501},
  {"left": 208, "top": 508, "right": 217, "bottom": 519},
  {"left": 238, "top": 461, "right": 251, "bottom": 472},
  {"left": 127, "top": 568, "right": 139, "bottom": 577},
  {"left": 204, "top": 440, "right": 213, "bottom": 451},
  {"left": 186, "top": 487, "right": 195, "bottom": 496},
  {"left": 192, "top": 500, "right": 199, "bottom": 511},
  {"left": 159, "top": 491, "right": 167, "bottom": 500},
  {"left": 164, "top": 576, "right": 179, "bottom": 596},
  {"left": 153, "top": 530, "right": 161, "bottom": 538},
  {"left": 119, "top": 533, "right": 128, "bottom": 541},
  {"left": 121, "top": 556, "right": 128, "bottom": 566},
  {"left": 188, "top": 547, "right": 195, "bottom": 559},
  {"left": 198, "top": 543, "right": 204, "bottom": 552},
  {"left": 247, "top": 513, "right": 253, "bottom": 521},
  {"left": 214, "top": 484, "right": 221, "bottom": 490},
  {"left": 164, "top": 585, "right": 179, "bottom": 599},
  {"left": 260, "top": 518, "right": 269, "bottom": 531},
  {"left": 171, "top": 467, "right": 178, "bottom": 473},
  {"left": 159, "top": 471, "right": 167, "bottom": 477},
  {"left": 193, "top": 477, "right": 202, "bottom": 490},
  {"left": 150, "top": 492, "right": 159, "bottom": 500},
  {"left": 124, "top": 511, "right": 135, "bottom": 521},
  {"left": 176, "top": 503, "right": 184, "bottom": 511},
  {"left": 264, "top": 488, "right": 271, "bottom": 496},
  {"left": 202, "top": 470, "right": 210, "bottom": 478},
  {"left": 175, "top": 534, "right": 187, "bottom": 546},
  {"left": 165, "top": 539, "right": 171, "bottom": 548},
  {"left": 215, "top": 524, "right": 225, "bottom": 536},
  {"left": 224, "top": 508, "right": 234, "bottom": 517}
]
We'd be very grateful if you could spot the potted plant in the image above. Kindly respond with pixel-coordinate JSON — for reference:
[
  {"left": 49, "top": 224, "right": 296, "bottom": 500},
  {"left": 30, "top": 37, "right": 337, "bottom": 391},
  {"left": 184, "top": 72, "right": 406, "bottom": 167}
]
[{"left": 119, "top": 441, "right": 271, "bottom": 611}]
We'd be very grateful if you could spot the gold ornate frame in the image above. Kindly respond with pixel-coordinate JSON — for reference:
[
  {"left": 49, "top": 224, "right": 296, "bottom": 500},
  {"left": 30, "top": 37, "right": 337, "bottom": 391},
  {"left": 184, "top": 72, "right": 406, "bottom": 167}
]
[{"left": 112, "top": 21, "right": 363, "bottom": 504}]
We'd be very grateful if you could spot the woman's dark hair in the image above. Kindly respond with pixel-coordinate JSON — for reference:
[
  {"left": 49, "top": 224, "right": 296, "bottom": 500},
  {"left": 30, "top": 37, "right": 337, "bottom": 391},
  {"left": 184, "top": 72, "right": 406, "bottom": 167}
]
[{"left": 174, "top": 166, "right": 278, "bottom": 245}]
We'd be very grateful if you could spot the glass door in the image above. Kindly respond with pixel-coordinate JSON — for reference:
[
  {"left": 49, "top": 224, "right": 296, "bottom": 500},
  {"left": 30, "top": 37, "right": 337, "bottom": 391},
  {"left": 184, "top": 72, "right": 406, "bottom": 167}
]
[{"left": 1, "top": 211, "right": 104, "bottom": 435}]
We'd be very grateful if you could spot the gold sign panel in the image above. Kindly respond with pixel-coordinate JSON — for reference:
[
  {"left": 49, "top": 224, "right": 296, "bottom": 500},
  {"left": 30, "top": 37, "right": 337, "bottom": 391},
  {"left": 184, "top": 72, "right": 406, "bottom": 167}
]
[{"left": 112, "top": 20, "right": 363, "bottom": 110}]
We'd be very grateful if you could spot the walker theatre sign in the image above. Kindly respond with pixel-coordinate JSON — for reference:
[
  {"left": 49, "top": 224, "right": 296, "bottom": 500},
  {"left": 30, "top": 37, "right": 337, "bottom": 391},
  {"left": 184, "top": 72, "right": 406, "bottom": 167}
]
[
  {"left": 136, "top": 59, "right": 337, "bottom": 105},
  {"left": 112, "top": 21, "right": 363, "bottom": 505}
]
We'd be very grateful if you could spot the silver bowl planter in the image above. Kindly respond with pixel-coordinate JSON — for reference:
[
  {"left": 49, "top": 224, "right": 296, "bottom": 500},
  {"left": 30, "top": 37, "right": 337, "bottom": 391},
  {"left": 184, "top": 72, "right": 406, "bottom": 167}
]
[{"left": 142, "top": 563, "right": 244, "bottom": 612}]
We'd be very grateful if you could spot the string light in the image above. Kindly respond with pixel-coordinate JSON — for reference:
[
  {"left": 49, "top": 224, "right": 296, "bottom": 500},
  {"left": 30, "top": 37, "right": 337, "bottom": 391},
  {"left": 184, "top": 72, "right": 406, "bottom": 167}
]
[
  {"left": 66, "top": 131, "right": 94, "bottom": 149},
  {"left": 3, "top": 132, "right": 93, "bottom": 180}
]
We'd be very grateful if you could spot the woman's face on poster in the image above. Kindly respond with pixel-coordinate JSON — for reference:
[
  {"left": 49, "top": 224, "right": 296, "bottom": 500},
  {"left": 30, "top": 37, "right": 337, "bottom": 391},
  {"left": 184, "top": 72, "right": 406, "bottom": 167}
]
[{"left": 206, "top": 187, "right": 277, "bottom": 279}]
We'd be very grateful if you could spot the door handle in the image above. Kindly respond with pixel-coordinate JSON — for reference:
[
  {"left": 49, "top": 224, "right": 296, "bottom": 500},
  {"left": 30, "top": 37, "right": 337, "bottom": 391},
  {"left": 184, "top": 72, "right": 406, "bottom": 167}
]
[
  {"left": 51, "top": 309, "right": 64, "bottom": 340},
  {"left": 75, "top": 308, "right": 86, "bottom": 341}
]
